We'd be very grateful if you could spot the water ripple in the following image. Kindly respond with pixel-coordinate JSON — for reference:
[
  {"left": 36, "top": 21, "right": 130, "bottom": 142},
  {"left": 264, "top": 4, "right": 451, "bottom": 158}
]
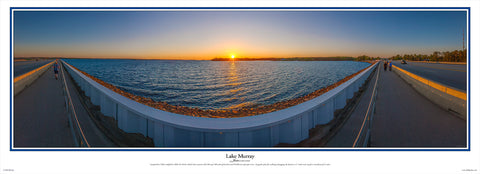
[{"left": 64, "top": 59, "right": 370, "bottom": 110}]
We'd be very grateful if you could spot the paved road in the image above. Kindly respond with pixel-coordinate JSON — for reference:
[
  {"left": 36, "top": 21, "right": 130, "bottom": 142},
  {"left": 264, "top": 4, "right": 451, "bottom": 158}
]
[
  {"left": 14, "top": 63, "right": 115, "bottom": 147},
  {"left": 393, "top": 61, "right": 466, "bottom": 91},
  {"left": 326, "top": 62, "right": 466, "bottom": 147},
  {"left": 14, "top": 60, "right": 53, "bottom": 77}
]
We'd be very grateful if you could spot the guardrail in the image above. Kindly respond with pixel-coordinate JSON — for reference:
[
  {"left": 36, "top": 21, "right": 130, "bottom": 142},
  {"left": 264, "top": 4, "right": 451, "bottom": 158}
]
[
  {"left": 393, "top": 65, "right": 466, "bottom": 119},
  {"left": 58, "top": 60, "right": 91, "bottom": 147},
  {"left": 352, "top": 62, "right": 380, "bottom": 147},
  {"left": 62, "top": 60, "right": 378, "bottom": 147},
  {"left": 14, "top": 60, "right": 55, "bottom": 96}
]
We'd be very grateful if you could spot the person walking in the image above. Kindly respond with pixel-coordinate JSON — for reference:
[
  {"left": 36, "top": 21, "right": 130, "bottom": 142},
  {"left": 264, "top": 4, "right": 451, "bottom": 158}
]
[
  {"left": 384, "top": 60, "right": 387, "bottom": 71},
  {"left": 389, "top": 61, "right": 392, "bottom": 71},
  {"left": 53, "top": 61, "right": 59, "bottom": 80}
]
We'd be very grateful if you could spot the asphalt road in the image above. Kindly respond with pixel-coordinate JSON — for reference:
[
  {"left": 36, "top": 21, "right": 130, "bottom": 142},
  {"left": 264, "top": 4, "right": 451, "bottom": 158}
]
[
  {"left": 392, "top": 61, "right": 467, "bottom": 91},
  {"left": 14, "top": 60, "right": 53, "bottom": 77}
]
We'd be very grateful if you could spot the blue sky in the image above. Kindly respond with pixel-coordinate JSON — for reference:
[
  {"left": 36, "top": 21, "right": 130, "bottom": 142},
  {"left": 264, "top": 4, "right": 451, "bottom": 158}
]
[{"left": 14, "top": 10, "right": 467, "bottom": 59}]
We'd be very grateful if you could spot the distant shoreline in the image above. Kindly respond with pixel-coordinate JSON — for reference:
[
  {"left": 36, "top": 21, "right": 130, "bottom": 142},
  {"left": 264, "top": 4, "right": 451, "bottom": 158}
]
[
  {"left": 13, "top": 57, "right": 468, "bottom": 64},
  {"left": 211, "top": 57, "right": 355, "bottom": 61},
  {"left": 14, "top": 57, "right": 355, "bottom": 61}
]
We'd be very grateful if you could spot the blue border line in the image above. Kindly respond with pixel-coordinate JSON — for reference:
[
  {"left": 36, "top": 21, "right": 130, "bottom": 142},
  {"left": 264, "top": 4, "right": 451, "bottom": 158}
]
[
  {"left": 468, "top": 8, "right": 471, "bottom": 150},
  {"left": 10, "top": 7, "right": 471, "bottom": 152},
  {"left": 10, "top": 7, "right": 470, "bottom": 10},
  {"left": 10, "top": 8, "right": 13, "bottom": 151},
  {"left": 10, "top": 148, "right": 469, "bottom": 152}
]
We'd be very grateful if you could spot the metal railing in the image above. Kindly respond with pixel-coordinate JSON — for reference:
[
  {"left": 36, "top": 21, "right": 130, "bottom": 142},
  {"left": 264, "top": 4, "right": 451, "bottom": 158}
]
[
  {"left": 352, "top": 61, "right": 380, "bottom": 147},
  {"left": 58, "top": 60, "right": 90, "bottom": 147}
]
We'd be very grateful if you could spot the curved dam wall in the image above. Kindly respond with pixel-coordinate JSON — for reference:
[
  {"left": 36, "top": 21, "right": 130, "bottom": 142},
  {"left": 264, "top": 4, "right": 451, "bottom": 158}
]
[
  {"left": 14, "top": 60, "right": 55, "bottom": 96},
  {"left": 393, "top": 65, "right": 467, "bottom": 119},
  {"left": 62, "top": 60, "right": 378, "bottom": 147}
]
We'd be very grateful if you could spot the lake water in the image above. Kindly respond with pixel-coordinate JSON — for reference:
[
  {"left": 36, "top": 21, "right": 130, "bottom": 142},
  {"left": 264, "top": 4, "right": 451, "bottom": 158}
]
[{"left": 64, "top": 59, "right": 370, "bottom": 110}]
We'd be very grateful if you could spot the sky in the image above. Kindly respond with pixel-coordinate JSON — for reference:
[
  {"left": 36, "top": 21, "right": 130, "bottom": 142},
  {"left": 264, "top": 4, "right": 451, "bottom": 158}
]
[{"left": 13, "top": 10, "right": 467, "bottom": 59}]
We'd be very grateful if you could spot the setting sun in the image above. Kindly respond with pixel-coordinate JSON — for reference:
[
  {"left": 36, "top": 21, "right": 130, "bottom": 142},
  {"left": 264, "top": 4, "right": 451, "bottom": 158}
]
[{"left": 231, "top": 55, "right": 235, "bottom": 59}]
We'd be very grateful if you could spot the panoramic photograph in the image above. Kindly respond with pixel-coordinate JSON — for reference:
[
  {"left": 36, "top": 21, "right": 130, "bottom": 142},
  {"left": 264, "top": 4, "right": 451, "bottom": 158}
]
[{"left": 12, "top": 10, "right": 467, "bottom": 148}]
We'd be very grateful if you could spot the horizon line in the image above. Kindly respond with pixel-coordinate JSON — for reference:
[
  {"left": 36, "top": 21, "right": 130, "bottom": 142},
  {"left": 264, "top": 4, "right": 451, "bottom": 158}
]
[{"left": 13, "top": 56, "right": 360, "bottom": 60}]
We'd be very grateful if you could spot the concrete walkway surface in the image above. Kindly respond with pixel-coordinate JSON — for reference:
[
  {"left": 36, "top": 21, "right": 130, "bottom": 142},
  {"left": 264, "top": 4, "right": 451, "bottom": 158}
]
[
  {"left": 325, "top": 65, "right": 379, "bottom": 147},
  {"left": 370, "top": 65, "right": 466, "bottom": 147},
  {"left": 14, "top": 66, "right": 75, "bottom": 147},
  {"left": 14, "top": 63, "right": 115, "bottom": 147},
  {"left": 326, "top": 63, "right": 466, "bottom": 147}
]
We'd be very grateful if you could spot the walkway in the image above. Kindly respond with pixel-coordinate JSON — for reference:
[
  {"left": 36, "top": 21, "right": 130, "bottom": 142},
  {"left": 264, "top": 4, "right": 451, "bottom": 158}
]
[
  {"left": 326, "top": 63, "right": 466, "bottom": 147},
  {"left": 14, "top": 66, "right": 75, "bottom": 147},
  {"left": 14, "top": 63, "right": 115, "bottom": 147},
  {"left": 325, "top": 65, "right": 378, "bottom": 147},
  {"left": 371, "top": 65, "right": 466, "bottom": 147}
]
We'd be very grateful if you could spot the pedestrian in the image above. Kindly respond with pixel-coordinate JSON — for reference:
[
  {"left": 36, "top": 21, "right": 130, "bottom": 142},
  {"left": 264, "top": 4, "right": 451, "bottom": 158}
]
[
  {"left": 53, "top": 61, "right": 59, "bottom": 80},
  {"left": 389, "top": 61, "right": 392, "bottom": 71},
  {"left": 384, "top": 60, "right": 387, "bottom": 71}
]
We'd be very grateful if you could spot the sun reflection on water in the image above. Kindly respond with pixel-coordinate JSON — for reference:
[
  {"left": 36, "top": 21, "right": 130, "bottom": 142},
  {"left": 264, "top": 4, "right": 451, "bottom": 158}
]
[{"left": 225, "top": 61, "right": 247, "bottom": 109}]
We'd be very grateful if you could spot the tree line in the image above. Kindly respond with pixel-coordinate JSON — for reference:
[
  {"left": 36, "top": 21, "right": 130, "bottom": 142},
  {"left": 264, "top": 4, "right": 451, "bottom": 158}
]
[{"left": 356, "top": 49, "right": 467, "bottom": 62}]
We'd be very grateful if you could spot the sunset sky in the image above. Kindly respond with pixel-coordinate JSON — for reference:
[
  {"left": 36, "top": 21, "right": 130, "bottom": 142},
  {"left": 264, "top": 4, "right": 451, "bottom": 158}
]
[{"left": 14, "top": 10, "right": 467, "bottom": 59}]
